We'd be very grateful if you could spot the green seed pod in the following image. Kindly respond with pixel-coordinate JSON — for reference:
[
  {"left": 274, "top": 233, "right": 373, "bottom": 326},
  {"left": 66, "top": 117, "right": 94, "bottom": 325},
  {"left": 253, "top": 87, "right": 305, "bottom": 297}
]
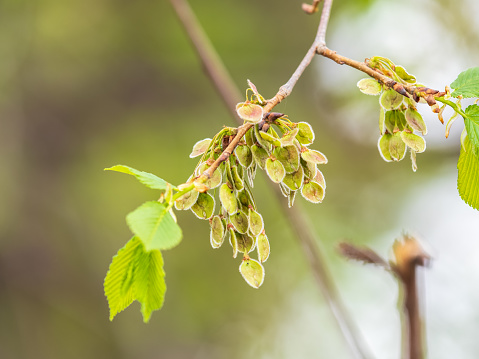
[
  {"left": 248, "top": 208, "right": 264, "bottom": 237},
  {"left": 259, "top": 131, "right": 281, "bottom": 147},
  {"left": 385, "top": 110, "right": 406, "bottom": 133},
  {"left": 357, "top": 78, "right": 382, "bottom": 95},
  {"left": 410, "top": 149, "right": 418, "bottom": 172},
  {"left": 296, "top": 122, "right": 315, "bottom": 146},
  {"left": 256, "top": 232, "right": 270, "bottom": 263},
  {"left": 301, "top": 181, "right": 325, "bottom": 203},
  {"left": 189, "top": 138, "right": 212, "bottom": 158},
  {"left": 246, "top": 162, "right": 257, "bottom": 187},
  {"left": 197, "top": 162, "right": 222, "bottom": 189},
  {"left": 394, "top": 65, "right": 416, "bottom": 83},
  {"left": 251, "top": 144, "right": 268, "bottom": 169},
  {"left": 210, "top": 215, "right": 225, "bottom": 249},
  {"left": 236, "top": 102, "right": 264, "bottom": 123},
  {"left": 288, "top": 190, "right": 297, "bottom": 208},
  {"left": 219, "top": 183, "right": 237, "bottom": 215},
  {"left": 229, "top": 211, "right": 249, "bottom": 234},
  {"left": 229, "top": 228, "right": 238, "bottom": 258},
  {"left": 265, "top": 158, "right": 286, "bottom": 183},
  {"left": 313, "top": 169, "right": 326, "bottom": 189},
  {"left": 280, "top": 127, "right": 299, "bottom": 147},
  {"left": 379, "top": 107, "right": 386, "bottom": 135},
  {"left": 174, "top": 188, "right": 199, "bottom": 210},
  {"left": 380, "top": 89, "right": 403, "bottom": 110},
  {"left": 282, "top": 165, "right": 304, "bottom": 191},
  {"left": 254, "top": 124, "right": 273, "bottom": 152},
  {"left": 405, "top": 108, "right": 427, "bottom": 135},
  {"left": 235, "top": 144, "right": 253, "bottom": 168},
  {"left": 301, "top": 158, "right": 317, "bottom": 179},
  {"left": 191, "top": 192, "right": 215, "bottom": 219},
  {"left": 273, "top": 145, "right": 300, "bottom": 173},
  {"left": 378, "top": 134, "right": 393, "bottom": 162},
  {"left": 237, "top": 189, "right": 250, "bottom": 208},
  {"left": 389, "top": 132, "right": 407, "bottom": 162},
  {"left": 237, "top": 233, "right": 255, "bottom": 253},
  {"left": 231, "top": 165, "right": 244, "bottom": 191},
  {"left": 300, "top": 148, "right": 328, "bottom": 164},
  {"left": 279, "top": 182, "right": 290, "bottom": 197},
  {"left": 239, "top": 258, "right": 264, "bottom": 288},
  {"left": 245, "top": 127, "right": 255, "bottom": 147},
  {"left": 400, "top": 132, "right": 426, "bottom": 153}
]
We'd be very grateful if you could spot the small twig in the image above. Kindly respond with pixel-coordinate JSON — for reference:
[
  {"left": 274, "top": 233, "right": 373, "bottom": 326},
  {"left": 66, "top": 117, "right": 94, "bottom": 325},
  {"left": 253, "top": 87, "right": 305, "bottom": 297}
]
[
  {"left": 392, "top": 235, "right": 430, "bottom": 359},
  {"left": 338, "top": 242, "right": 389, "bottom": 269},
  {"left": 302, "top": 0, "right": 322, "bottom": 14}
]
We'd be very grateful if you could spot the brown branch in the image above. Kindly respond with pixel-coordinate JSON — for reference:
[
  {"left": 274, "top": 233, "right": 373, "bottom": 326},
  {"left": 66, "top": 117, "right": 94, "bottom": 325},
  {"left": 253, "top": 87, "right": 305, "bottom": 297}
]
[
  {"left": 169, "top": 0, "right": 242, "bottom": 119},
  {"left": 338, "top": 242, "right": 389, "bottom": 269},
  {"left": 170, "top": 1, "right": 373, "bottom": 358}
]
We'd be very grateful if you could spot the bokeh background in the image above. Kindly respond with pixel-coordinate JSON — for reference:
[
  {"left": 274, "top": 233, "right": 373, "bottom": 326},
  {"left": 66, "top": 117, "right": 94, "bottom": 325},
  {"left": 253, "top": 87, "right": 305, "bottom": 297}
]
[{"left": 1, "top": 0, "right": 478, "bottom": 358}]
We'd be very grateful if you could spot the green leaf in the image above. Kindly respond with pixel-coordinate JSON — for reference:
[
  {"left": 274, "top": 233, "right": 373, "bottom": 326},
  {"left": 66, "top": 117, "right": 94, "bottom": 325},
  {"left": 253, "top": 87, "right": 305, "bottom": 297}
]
[
  {"left": 104, "top": 237, "right": 167, "bottom": 323},
  {"left": 457, "top": 136, "right": 479, "bottom": 210},
  {"left": 463, "top": 105, "right": 479, "bottom": 149},
  {"left": 126, "top": 201, "right": 182, "bottom": 251},
  {"left": 135, "top": 246, "right": 166, "bottom": 323},
  {"left": 451, "top": 67, "right": 479, "bottom": 98},
  {"left": 104, "top": 237, "right": 142, "bottom": 321},
  {"left": 105, "top": 165, "right": 171, "bottom": 191},
  {"left": 239, "top": 258, "right": 265, "bottom": 288}
]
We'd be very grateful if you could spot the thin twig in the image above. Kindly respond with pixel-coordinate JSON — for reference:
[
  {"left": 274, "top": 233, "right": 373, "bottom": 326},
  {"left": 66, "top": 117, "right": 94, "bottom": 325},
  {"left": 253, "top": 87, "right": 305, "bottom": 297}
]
[
  {"left": 169, "top": 0, "right": 373, "bottom": 358},
  {"left": 302, "top": 0, "right": 322, "bottom": 14}
]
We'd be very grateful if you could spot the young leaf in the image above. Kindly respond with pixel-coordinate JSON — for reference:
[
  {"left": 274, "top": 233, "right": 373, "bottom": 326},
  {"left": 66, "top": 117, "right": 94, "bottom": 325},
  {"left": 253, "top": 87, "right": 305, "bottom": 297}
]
[
  {"left": 236, "top": 103, "right": 264, "bottom": 123},
  {"left": 105, "top": 165, "right": 171, "bottom": 191},
  {"left": 104, "top": 237, "right": 142, "bottom": 321},
  {"left": 189, "top": 138, "right": 212, "bottom": 158},
  {"left": 260, "top": 131, "right": 282, "bottom": 147},
  {"left": 126, "top": 201, "right": 182, "bottom": 251},
  {"left": 265, "top": 158, "right": 286, "bottom": 183},
  {"left": 135, "top": 246, "right": 167, "bottom": 323},
  {"left": 457, "top": 136, "right": 479, "bottom": 210},
  {"left": 104, "top": 237, "right": 167, "bottom": 323},
  {"left": 357, "top": 78, "right": 382, "bottom": 95},
  {"left": 239, "top": 258, "right": 265, "bottom": 288},
  {"left": 394, "top": 66, "right": 416, "bottom": 83},
  {"left": 191, "top": 192, "right": 215, "bottom": 219},
  {"left": 450, "top": 67, "right": 479, "bottom": 98},
  {"left": 463, "top": 105, "right": 479, "bottom": 149}
]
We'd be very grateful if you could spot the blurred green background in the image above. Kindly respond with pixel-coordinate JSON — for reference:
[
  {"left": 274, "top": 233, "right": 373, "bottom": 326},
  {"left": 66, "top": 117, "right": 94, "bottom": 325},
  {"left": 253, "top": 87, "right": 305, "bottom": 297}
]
[{"left": 1, "top": 0, "right": 478, "bottom": 358}]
